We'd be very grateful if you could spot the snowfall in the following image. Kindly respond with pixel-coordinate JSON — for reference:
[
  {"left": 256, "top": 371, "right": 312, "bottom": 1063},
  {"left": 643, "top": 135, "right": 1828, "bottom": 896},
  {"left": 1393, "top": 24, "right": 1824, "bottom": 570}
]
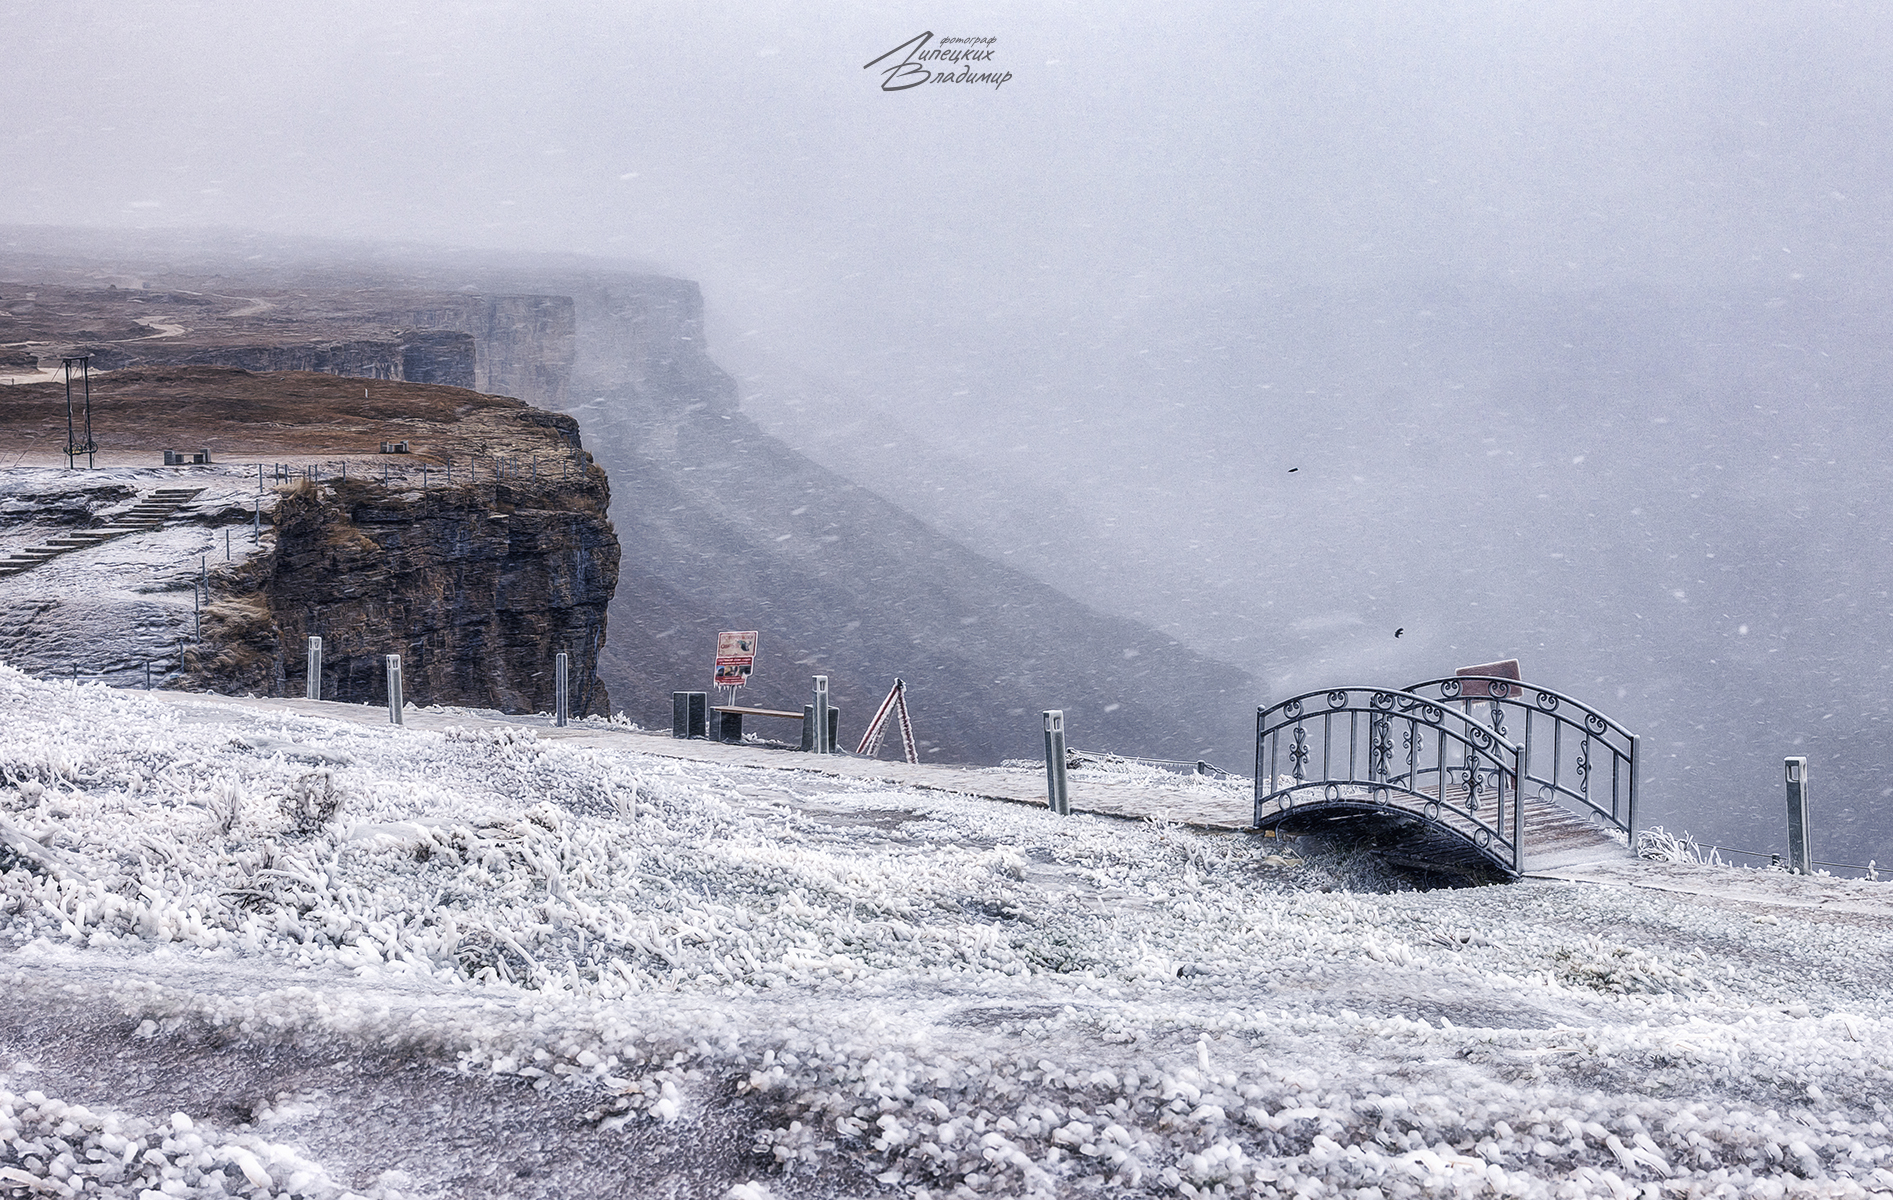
[{"left": 1, "top": 666, "right": 1891, "bottom": 1199}]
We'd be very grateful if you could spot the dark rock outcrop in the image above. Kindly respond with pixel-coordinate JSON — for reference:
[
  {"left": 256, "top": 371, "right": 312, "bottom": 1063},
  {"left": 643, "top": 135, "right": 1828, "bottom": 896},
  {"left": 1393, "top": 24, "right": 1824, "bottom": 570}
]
[
  {"left": 198, "top": 461, "right": 617, "bottom": 715},
  {"left": 73, "top": 332, "right": 476, "bottom": 386}
]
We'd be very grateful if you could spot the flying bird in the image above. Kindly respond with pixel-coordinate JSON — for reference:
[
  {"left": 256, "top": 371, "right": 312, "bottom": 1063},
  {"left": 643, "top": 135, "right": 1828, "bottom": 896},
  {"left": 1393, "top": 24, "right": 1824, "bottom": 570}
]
[
  {"left": 1394, "top": 627, "right": 1404, "bottom": 638},
  {"left": 1288, "top": 467, "right": 1299, "bottom": 473}
]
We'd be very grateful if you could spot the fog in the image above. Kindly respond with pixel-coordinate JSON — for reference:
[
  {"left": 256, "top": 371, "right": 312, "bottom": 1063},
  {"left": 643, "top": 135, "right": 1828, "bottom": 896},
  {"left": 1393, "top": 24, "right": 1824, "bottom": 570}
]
[{"left": 7, "top": 1, "right": 1893, "bottom": 864}]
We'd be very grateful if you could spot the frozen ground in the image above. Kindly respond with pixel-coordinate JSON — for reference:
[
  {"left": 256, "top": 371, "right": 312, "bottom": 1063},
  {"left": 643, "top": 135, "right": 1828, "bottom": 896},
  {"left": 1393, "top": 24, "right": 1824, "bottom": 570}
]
[
  {"left": 0, "top": 467, "right": 273, "bottom": 687},
  {"left": 2, "top": 666, "right": 1891, "bottom": 1199}
]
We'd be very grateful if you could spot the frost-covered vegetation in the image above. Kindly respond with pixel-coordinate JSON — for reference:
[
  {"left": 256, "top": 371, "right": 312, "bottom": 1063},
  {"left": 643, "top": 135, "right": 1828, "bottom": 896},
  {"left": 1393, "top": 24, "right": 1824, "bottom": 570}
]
[{"left": 2, "top": 664, "right": 1891, "bottom": 1198}]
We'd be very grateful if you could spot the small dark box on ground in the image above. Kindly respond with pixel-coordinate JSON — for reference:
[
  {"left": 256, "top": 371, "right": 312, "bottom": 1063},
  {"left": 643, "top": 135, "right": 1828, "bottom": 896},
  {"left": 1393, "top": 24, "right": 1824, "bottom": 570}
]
[{"left": 672, "top": 691, "right": 707, "bottom": 739}]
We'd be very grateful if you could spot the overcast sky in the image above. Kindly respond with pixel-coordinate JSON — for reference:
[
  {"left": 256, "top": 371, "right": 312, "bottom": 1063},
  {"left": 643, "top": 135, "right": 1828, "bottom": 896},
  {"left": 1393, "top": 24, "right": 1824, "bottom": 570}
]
[{"left": 9, "top": 2, "right": 1890, "bottom": 347}]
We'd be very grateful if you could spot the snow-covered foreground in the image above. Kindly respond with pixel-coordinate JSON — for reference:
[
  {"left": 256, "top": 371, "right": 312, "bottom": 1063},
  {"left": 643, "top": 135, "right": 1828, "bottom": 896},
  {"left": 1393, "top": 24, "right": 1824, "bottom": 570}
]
[{"left": 2, "top": 666, "right": 1891, "bottom": 1199}]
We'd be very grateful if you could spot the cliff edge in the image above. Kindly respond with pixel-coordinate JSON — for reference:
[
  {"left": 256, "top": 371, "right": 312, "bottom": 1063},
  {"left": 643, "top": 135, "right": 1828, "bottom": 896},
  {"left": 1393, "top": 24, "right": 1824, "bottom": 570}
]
[{"left": 0, "top": 366, "right": 618, "bottom": 715}]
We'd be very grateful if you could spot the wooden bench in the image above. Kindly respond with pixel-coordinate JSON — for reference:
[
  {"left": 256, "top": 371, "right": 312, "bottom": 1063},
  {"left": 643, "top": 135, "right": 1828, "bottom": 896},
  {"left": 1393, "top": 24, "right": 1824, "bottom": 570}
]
[{"left": 713, "top": 704, "right": 838, "bottom": 751}]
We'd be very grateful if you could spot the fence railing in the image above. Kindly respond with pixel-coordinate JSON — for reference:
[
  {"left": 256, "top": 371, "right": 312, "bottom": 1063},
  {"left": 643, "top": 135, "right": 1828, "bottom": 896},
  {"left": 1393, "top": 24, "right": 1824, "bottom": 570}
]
[
  {"left": 1402, "top": 676, "right": 1638, "bottom": 841},
  {"left": 1256, "top": 686, "right": 1526, "bottom": 875}
]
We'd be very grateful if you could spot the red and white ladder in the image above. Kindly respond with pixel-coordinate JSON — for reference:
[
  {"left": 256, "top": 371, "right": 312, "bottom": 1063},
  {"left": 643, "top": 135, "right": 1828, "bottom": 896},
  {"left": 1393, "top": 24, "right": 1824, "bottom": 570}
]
[{"left": 856, "top": 678, "right": 919, "bottom": 764}]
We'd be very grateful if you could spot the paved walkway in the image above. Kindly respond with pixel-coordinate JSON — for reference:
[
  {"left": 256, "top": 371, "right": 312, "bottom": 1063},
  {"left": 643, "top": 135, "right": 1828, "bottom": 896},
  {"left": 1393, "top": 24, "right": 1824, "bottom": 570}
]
[{"left": 140, "top": 690, "right": 1257, "bottom": 829}]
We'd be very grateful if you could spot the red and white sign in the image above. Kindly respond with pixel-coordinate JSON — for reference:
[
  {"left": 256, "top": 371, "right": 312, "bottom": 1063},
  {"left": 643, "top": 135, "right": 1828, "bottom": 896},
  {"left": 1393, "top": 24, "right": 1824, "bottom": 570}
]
[{"left": 714, "top": 630, "right": 759, "bottom": 689}]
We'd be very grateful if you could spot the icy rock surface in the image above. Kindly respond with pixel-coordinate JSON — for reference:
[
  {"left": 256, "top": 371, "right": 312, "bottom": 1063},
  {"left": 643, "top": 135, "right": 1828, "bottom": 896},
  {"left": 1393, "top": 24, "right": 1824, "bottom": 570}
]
[{"left": 1, "top": 664, "right": 1891, "bottom": 1197}]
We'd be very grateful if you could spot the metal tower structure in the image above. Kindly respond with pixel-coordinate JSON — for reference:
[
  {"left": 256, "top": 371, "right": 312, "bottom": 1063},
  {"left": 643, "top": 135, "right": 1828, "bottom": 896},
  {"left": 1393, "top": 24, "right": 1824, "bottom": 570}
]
[{"left": 62, "top": 356, "right": 96, "bottom": 468}]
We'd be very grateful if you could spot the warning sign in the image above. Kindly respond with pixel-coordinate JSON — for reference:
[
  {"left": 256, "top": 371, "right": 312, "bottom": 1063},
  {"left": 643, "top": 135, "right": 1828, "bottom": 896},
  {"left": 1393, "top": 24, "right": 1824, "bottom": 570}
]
[{"left": 714, "top": 630, "right": 759, "bottom": 689}]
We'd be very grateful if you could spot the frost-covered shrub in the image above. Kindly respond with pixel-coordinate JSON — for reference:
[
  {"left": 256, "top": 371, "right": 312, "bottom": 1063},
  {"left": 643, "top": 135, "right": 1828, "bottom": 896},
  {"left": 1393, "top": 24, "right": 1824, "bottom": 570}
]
[{"left": 277, "top": 769, "right": 341, "bottom": 834}]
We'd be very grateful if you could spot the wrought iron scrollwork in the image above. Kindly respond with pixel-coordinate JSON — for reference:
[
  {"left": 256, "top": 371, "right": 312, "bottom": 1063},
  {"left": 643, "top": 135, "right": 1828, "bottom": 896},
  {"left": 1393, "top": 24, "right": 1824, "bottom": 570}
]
[
  {"left": 1369, "top": 714, "right": 1394, "bottom": 780},
  {"left": 1327, "top": 689, "right": 1349, "bottom": 709},
  {"left": 1288, "top": 726, "right": 1309, "bottom": 781},
  {"left": 1535, "top": 689, "right": 1560, "bottom": 712}
]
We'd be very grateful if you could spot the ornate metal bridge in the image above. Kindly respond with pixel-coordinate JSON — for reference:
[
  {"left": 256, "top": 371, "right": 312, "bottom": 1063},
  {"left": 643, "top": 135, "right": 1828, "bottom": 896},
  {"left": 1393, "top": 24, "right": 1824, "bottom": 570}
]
[{"left": 1255, "top": 677, "right": 1638, "bottom": 879}]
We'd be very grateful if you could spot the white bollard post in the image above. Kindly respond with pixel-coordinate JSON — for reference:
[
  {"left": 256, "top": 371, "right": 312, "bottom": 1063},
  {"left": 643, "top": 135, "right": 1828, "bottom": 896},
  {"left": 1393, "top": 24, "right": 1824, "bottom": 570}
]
[
  {"left": 1785, "top": 756, "right": 1812, "bottom": 874},
  {"left": 555, "top": 651, "right": 569, "bottom": 727},
  {"left": 306, "top": 636, "right": 322, "bottom": 701},
  {"left": 810, "top": 675, "right": 831, "bottom": 753},
  {"left": 385, "top": 654, "right": 404, "bottom": 725},
  {"left": 1044, "top": 710, "right": 1070, "bottom": 815}
]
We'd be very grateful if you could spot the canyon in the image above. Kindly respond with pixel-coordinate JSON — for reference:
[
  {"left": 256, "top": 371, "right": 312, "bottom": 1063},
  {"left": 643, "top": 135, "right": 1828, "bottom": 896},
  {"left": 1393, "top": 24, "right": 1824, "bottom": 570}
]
[{"left": 0, "top": 241, "right": 1251, "bottom": 764}]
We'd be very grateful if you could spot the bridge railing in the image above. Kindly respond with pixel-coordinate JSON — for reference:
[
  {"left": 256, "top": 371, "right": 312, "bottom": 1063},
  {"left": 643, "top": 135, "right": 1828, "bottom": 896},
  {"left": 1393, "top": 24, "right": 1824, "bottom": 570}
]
[
  {"left": 1402, "top": 676, "right": 1638, "bottom": 841},
  {"left": 1256, "top": 687, "right": 1526, "bottom": 874}
]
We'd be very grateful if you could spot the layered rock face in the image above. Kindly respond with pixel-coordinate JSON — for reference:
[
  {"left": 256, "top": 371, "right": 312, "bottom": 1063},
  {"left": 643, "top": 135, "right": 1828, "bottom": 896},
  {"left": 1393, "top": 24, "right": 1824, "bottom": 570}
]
[
  {"left": 0, "top": 362, "right": 619, "bottom": 715},
  {"left": 76, "top": 331, "right": 475, "bottom": 385},
  {"left": 0, "top": 285, "right": 574, "bottom": 393},
  {"left": 204, "top": 464, "right": 617, "bottom": 715}
]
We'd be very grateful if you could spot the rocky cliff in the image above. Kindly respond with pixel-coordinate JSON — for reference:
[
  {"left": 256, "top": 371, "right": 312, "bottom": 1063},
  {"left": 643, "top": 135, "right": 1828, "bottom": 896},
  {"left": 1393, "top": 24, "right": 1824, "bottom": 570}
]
[
  {"left": 0, "top": 366, "right": 618, "bottom": 716},
  {"left": 201, "top": 466, "right": 616, "bottom": 715}
]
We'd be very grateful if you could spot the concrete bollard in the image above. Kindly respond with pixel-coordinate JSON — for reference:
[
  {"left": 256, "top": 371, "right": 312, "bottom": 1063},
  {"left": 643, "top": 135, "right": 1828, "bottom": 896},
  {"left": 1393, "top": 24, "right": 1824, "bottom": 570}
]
[
  {"left": 385, "top": 654, "right": 404, "bottom": 725},
  {"left": 1044, "top": 710, "right": 1071, "bottom": 815},
  {"left": 799, "top": 704, "right": 839, "bottom": 752},
  {"left": 1785, "top": 756, "right": 1812, "bottom": 874},
  {"left": 555, "top": 652, "right": 570, "bottom": 727},
  {"left": 306, "top": 636, "right": 322, "bottom": 701}
]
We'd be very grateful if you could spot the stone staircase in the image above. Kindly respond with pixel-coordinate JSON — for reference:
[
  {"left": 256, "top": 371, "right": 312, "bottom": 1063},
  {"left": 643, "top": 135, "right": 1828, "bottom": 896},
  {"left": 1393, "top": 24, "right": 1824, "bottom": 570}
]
[{"left": 0, "top": 487, "right": 204, "bottom": 578}]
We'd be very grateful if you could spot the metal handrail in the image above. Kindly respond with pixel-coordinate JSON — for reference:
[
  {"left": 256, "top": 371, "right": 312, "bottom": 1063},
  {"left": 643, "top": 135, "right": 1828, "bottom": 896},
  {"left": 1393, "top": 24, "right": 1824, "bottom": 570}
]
[
  {"left": 1403, "top": 675, "right": 1639, "bottom": 842},
  {"left": 1256, "top": 686, "right": 1527, "bottom": 875}
]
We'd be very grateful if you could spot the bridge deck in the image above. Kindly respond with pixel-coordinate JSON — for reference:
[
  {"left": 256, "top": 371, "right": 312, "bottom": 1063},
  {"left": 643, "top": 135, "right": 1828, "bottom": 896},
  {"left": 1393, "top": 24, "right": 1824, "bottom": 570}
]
[{"left": 1255, "top": 782, "right": 1625, "bottom": 874}]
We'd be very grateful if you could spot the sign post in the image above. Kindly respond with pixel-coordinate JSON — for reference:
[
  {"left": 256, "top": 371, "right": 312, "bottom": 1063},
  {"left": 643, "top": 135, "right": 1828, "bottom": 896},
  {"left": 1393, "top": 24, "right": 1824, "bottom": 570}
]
[
  {"left": 714, "top": 631, "right": 758, "bottom": 686},
  {"left": 714, "top": 630, "right": 759, "bottom": 707}
]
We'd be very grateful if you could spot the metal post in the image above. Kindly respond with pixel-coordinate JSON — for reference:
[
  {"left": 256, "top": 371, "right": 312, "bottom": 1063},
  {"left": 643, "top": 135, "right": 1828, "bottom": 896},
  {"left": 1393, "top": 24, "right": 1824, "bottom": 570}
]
[
  {"left": 1044, "top": 710, "right": 1071, "bottom": 815},
  {"left": 809, "top": 675, "right": 831, "bottom": 753},
  {"left": 1785, "top": 756, "right": 1812, "bottom": 874},
  {"left": 385, "top": 654, "right": 404, "bottom": 725},
  {"left": 193, "top": 567, "right": 201, "bottom": 640},
  {"left": 306, "top": 636, "right": 323, "bottom": 701},
  {"left": 253, "top": 494, "right": 260, "bottom": 543},
  {"left": 144, "top": 660, "right": 152, "bottom": 691},
  {"left": 555, "top": 651, "right": 569, "bottom": 727}
]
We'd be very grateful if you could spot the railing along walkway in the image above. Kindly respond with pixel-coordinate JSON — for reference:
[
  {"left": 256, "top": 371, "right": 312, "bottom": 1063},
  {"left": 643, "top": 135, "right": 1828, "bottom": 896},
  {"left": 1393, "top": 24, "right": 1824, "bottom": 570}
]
[{"left": 1256, "top": 682, "right": 1636, "bottom": 878}]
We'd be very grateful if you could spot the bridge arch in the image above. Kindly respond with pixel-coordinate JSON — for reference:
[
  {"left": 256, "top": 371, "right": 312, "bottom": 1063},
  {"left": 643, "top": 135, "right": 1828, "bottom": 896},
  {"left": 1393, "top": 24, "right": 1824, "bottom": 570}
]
[
  {"left": 1255, "top": 687, "right": 1526, "bottom": 876},
  {"left": 1401, "top": 676, "right": 1638, "bottom": 842}
]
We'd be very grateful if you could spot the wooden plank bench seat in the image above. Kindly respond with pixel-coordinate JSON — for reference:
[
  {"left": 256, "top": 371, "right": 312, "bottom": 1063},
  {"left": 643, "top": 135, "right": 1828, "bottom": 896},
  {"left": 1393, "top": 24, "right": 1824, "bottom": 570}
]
[{"left": 711, "top": 703, "right": 838, "bottom": 750}]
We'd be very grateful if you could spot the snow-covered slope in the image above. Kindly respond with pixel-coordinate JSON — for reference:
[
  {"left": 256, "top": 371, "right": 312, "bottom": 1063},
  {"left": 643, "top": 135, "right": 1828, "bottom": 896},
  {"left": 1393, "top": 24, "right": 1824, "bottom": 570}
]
[{"left": 1, "top": 665, "right": 1890, "bottom": 1198}]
